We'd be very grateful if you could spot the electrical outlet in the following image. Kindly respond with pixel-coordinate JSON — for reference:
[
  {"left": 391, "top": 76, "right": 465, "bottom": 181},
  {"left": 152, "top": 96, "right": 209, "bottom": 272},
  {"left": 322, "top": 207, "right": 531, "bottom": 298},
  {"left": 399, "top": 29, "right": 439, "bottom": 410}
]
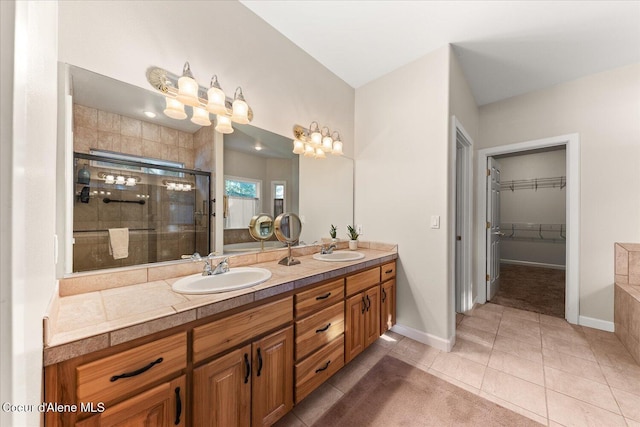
[{"left": 356, "top": 224, "right": 363, "bottom": 235}]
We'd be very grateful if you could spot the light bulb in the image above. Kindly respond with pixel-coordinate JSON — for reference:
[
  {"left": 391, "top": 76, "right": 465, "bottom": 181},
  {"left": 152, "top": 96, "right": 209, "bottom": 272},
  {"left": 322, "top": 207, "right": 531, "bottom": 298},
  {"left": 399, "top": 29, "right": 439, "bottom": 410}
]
[
  {"left": 206, "top": 75, "right": 227, "bottom": 115},
  {"left": 231, "top": 87, "right": 250, "bottom": 124},
  {"left": 215, "top": 115, "right": 234, "bottom": 134},
  {"left": 115, "top": 176, "right": 125, "bottom": 185},
  {"left": 126, "top": 177, "right": 137, "bottom": 186},
  {"left": 163, "top": 97, "right": 187, "bottom": 120},
  {"left": 105, "top": 174, "right": 115, "bottom": 184},
  {"left": 176, "top": 62, "right": 200, "bottom": 107}
]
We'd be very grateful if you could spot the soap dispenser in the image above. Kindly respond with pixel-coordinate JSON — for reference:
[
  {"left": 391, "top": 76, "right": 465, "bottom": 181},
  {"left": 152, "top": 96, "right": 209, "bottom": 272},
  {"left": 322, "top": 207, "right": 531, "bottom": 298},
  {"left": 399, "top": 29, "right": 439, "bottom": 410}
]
[{"left": 77, "top": 164, "right": 91, "bottom": 185}]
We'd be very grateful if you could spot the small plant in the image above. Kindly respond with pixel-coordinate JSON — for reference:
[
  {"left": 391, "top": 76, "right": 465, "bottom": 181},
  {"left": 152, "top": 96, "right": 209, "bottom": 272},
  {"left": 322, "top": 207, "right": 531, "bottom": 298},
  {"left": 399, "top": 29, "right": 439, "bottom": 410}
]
[
  {"left": 346, "top": 225, "right": 359, "bottom": 241},
  {"left": 329, "top": 224, "right": 337, "bottom": 239}
]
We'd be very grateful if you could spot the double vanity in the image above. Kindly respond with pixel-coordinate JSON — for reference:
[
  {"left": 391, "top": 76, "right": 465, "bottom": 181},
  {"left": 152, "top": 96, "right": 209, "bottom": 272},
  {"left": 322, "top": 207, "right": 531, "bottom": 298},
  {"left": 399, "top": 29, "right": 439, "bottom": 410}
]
[{"left": 43, "top": 241, "right": 398, "bottom": 426}]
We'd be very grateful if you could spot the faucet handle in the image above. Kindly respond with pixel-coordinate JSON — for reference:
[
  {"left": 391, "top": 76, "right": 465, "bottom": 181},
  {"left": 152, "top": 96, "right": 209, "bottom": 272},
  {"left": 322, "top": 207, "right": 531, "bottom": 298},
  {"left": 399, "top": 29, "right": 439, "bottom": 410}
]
[{"left": 183, "top": 252, "right": 202, "bottom": 261}]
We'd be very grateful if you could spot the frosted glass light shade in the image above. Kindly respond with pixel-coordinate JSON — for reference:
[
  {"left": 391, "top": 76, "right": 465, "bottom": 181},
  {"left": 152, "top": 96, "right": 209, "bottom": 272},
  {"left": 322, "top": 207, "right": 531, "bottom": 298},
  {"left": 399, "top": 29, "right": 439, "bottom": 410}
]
[
  {"left": 322, "top": 135, "right": 333, "bottom": 152},
  {"left": 206, "top": 86, "right": 227, "bottom": 115},
  {"left": 231, "top": 98, "right": 249, "bottom": 124},
  {"left": 177, "top": 75, "right": 200, "bottom": 107},
  {"left": 126, "top": 177, "right": 137, "bottom": 186},
  {"left": 191, "top": 106, "right": 212, "bottom": 126},
  {"left": 310, "top": 130, "right": 322, "bottom": 146},
  {"left": 105, "top": 175, "right": 115, "bottom": 184},
  {"left": 215, "top": 115, "right": 234, "bottom": 134},
  {"left": 164, "top": 97, "right": 187, "bottom": 120},
  {"left": 115, "top": 176, "right": 126, "bottom": 185},
  {"left": 315, "top": 147, "right": 326, "bottom": 159},
  {"left": 292, "top": 139, "right": 305, "bottom": 154},
  {"left": 332, "top": 139, "right": 343, "bottom": 155},
  {"left": 303, "top": 144, "right": 315, "bottom": 157}
]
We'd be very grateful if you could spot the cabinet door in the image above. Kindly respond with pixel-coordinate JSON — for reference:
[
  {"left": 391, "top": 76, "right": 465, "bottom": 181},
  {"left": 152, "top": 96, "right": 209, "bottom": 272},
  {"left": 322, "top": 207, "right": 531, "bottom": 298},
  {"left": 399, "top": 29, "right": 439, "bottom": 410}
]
[
  {"left": 345, "top": 293, "right": 365, "bottom": 363},
  {"left": 76, "top": 375, "right": 186, "bottom": 427},
  {"left": 381, "top": 279, "right": 396, "bottom": 334},
  {"left": 252, "top": 326, "right": 294, "bottom": 427},
  {"left": 364, "top": 285, "right": 381, "bottom": 348},
  {"left": 193, "top": 345, "right": 252, "bottom": 427}
]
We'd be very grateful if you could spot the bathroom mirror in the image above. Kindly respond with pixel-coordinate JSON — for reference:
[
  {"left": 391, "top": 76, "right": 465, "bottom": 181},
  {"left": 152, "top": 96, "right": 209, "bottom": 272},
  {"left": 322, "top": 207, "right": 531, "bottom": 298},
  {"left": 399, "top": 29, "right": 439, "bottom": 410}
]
[{"left": 58, "top": 63, "right": 354, "bottom": 275}]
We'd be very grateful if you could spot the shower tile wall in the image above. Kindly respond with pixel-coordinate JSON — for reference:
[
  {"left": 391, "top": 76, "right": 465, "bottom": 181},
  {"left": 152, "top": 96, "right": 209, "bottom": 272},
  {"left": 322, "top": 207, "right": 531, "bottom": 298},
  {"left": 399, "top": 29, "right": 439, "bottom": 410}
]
[{"left": 73, "top": 104, "right": 205, "bottom": 272}]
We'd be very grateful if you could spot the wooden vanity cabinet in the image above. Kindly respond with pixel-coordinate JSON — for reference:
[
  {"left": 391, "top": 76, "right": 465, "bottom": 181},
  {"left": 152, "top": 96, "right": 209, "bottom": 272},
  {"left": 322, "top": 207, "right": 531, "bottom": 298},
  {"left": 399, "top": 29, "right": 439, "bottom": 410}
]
[
  {"left": 193, "top": 326, "right": 293, "bottom": 427},
  {"left": 380, "top": 262, "right": 397, "bottom": 333},
  {"left": 345, "top": 284, "right": 380, "bottom": 363}
]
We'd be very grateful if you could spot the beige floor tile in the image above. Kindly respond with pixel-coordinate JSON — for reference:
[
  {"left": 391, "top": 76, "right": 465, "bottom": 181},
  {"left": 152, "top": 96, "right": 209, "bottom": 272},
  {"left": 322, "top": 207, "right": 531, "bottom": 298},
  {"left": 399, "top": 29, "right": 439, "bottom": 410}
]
[
  {"left": 377, "top": 330, "right": 404, "bottom": 348},
  {"left": 541, "top": 334, "right": 597, "bottom": 362},
  {"left": 488, "top": 349, "right": 544, "bottom": 385},
  {"left": 539, "top": 314, "right": 573, "bottom": 329},
  {"left": 480, "top": 367, "right": 547, "bottom": 417},
  {"left": 467, "top": 306, "right": 503, "bottom": 322},
  {"left": 478, "top": 391, "right": 548, "bottom": 425},
  {"left": 497, "top": 321, "right": 542, "bottom": 347},
  {"left": 427, "top": 368, "right": 481, "bottom": 395},
  {"left": 273, "top": 411, "right": 306, "bottom": 427},
  {"left": 611, "top": 387, "right": 640, "bottom": 421},
  {"left": 429, "top": 351, "right": 487, "bottom": 389},
  {"left": 292, "top": 382, "right": 343, "bottom": 426},
  {"left": 455, "top": 323, "right": 497, "bottom": 347},
  {"left": 460, "top": 314, "right": 501, "bottom": 334},
  {"left": 590, "top": 340, "right": 640, "bottom": 369},
  {"left": 541, "top": 323, "right": 589, "bottom": 346},
  {"left": 327, "top": 360, "right": 370, "bottom": 394},
  {"left": 627, "top": 418, "right": 640, "bottom": 427},
  {"left": 600, "top": 363, "right": 640, "bottom": 396},
  {"left": 502, "top": 306, "right": 540, "bottom": 322},
  {"left": 389, "top": 338, "right": 440, "bottom": 367},
  {"left": 492, "top": 334, "right": 543, "bottom": 364},
  {"left": 353, "top": 341, "right": 390, "bottom": 368},
  {"left": 476, "top": 302, "right": 505, "bottom": 314},
  {"left": 451, "top": 337, "right": 493, "bottom": 365},
  {"left": 547, "top": 389, "right": 627, "bottom": 427},
  {"left": 542, "top": 347, "right": 607, "bottom": 384},
  {"left": 544, "top": 366, "right": 620, "bottom": 413}
]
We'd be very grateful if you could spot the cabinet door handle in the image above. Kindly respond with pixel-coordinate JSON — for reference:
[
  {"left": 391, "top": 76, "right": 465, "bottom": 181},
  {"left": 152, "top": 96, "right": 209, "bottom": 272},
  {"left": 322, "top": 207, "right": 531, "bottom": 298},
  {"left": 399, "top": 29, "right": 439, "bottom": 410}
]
[
  {"left": 316, "top": 292, "right": 331, "bottom": 300},
  {"left": 256, "top": 348, "right": 263, "bottom": 377},
  {"left": 109, "top": 357, "right": 163, "bottom": 382},
  {"left": 174, "top": 387, "right": 182, "bottom": 425},
  {"left": 361, "top": 297, "right": 366, "bottom": 314},
  {"left": 243, "top": 353, "right": 251, "bottom": 384},
  {"left": 315, "top": 323, "right": 331, "bottom": 333},
  {"left": 366, "top": 295, "right": 371, "bottom": 312},
  {"left": 382, "top": 287, "right": 387, "bottom": 303},
  {"left": 385, "top": 269, "right": 393, "bottom": 274},
  {"left": 315, "top": 360, "right": 331, "bottom": 374}
]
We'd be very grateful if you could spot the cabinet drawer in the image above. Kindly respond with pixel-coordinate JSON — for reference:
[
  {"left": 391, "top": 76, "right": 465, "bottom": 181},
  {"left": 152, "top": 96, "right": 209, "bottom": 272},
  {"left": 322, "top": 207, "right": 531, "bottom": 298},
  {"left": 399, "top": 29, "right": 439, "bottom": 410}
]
[
  {"left": 381, "top": 261, "right": 396, "bottom": 282},
  {"left": 193, "top": 297, "right": 293, "bottom": 363},
  {"left": 295, "top": 302, "right": 344, "bottom": 360},
  {"left": 76, "top": 332, "right": 187, "bottom": 404},
  {"left": 346, "top": 267, "right": 380, "bottom": 297},
  {"left": 295, "top": 335, "right": 344, "bottom": 403},
  {"left": 295, "top": 279, "right": 344, "bottom": 318}
]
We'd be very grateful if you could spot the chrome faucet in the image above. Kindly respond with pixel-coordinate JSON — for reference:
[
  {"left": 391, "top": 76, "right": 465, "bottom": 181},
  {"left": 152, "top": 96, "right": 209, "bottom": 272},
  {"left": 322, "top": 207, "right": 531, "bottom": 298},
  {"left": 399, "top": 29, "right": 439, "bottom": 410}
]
[
  {"left": 185, "top": 252, "right": 228, "bottom": 276},
  {"left": 211, "top": 258, "right": 230, "bottom": 275},
  {"left": 320, "top": 244, "right": 337, "bottom": 254}
]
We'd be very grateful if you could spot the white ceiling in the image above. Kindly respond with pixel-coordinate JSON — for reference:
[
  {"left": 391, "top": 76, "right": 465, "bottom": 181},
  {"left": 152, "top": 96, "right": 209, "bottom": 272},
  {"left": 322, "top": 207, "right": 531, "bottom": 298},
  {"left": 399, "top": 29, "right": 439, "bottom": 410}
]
[{"left": 240, "top": 1, "right": 640, "bottom": 105}]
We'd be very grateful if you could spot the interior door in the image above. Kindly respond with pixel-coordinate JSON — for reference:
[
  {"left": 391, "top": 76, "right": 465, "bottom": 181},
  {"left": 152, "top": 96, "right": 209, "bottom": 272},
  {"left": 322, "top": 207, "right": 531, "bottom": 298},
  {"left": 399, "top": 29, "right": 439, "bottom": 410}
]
[{"left": 486, "top": 157, "right": 503, "bottom": 300}]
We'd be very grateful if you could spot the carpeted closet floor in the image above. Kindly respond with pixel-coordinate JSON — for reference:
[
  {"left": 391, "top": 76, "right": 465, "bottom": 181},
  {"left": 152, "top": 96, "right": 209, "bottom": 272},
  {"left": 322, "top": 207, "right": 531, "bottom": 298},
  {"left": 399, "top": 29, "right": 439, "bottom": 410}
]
[{"left": 491, "top": 263, "right": 565, "bottom": 318}]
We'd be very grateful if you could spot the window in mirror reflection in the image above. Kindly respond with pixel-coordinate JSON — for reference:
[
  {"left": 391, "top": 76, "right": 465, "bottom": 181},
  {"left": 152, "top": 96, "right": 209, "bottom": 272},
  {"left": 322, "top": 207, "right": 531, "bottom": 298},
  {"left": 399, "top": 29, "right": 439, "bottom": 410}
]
[
  {"left": 272, "top": 181, "right": 286, "bottom": 217},
  {"left": 224, "top": 176, "right": 261, "bottom": 229}
]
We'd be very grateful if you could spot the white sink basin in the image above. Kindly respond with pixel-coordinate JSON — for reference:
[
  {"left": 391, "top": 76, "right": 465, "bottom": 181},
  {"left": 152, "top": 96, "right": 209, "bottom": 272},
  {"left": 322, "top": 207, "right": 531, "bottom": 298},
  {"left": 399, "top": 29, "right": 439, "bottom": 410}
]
[
  {"left": 312, "top": 251, "right": 365, "bottom": 262},
  {"left": 172, "top": 267, "right": 272, "bottom": 294}
]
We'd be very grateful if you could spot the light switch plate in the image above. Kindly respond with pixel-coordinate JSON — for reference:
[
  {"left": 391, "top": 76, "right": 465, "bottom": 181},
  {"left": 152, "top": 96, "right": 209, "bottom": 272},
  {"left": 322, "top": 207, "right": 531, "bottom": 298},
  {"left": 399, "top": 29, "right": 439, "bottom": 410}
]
[{"left": 431, "top": 215, "right": 440, "bottom": 229}]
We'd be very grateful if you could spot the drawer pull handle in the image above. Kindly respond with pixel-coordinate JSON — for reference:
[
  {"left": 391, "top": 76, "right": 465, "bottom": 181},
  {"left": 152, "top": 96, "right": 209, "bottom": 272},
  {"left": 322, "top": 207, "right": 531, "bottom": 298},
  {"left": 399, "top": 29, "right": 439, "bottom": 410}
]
[
  {"left": 109, "top": 357, "right": 163, "bottom": 382},
  {"left": 256, "top": 348, "right": 263, "bottom": 377},
  {"left": 315, "top": 360, "right": 331, "bottom": 374},
  {"left": 382, "top": 288, "right": 387, "bottom": 303},
  {"left": 316, "top": 323, "right": 331, "bottom": 333},
  {"left": 366, "top": 295, "right": 371, "bottom": 312},
  {"left": 316, "top": 292, "right": 331, "bottom": 300},
  {"left": 174, "top": 387, "right": 182, "bottom": 425},
  {"left": 385, "top": 269, "right": 393, "bottom": 274},
  {"left": 243, "top": 353, "right": 251, "bottom": 384}
]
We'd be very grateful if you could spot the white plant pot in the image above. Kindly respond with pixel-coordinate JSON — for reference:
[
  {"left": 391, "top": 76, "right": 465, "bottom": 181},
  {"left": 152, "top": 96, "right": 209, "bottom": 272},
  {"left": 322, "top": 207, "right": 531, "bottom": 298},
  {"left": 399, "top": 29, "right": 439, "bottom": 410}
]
[{"left": 348, "top": 240, "right": 358, "bottom": 250}]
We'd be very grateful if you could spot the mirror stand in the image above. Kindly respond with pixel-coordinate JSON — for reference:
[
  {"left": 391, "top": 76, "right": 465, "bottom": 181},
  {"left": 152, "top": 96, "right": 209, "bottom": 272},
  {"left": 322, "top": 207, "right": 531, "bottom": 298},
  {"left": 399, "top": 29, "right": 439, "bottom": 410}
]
[{"left": 278, "top": 244, "right": 300, "bottom": 266}]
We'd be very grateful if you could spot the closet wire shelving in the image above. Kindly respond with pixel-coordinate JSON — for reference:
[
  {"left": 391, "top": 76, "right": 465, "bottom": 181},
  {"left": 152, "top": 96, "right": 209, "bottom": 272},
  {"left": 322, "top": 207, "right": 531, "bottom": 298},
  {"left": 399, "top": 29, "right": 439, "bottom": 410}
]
[
  {"left": 500, "top": 176, "right": 566, "bottom": 192},
  {"left": 500, "top": 223, "right": 566, "bottom": 243}
]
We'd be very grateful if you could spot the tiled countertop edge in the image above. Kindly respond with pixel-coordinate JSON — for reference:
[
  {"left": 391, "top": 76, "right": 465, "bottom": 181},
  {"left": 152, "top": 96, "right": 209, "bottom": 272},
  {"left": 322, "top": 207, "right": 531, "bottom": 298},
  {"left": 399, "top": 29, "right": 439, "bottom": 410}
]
[{"left": 43, "top": 249, "right": 397, "bottom": 366}]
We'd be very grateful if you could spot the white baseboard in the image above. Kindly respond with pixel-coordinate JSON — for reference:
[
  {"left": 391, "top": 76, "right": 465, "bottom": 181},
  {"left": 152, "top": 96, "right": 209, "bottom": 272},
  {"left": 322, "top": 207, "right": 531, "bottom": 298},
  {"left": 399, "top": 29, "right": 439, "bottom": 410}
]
[
  {"left": 391, "top": 323, "right": 454, "bottom": 352},
  {"left": 578, "top": 315, "right": 615, "bottom": 332},
  {"left": 500, "top": 259, "right": 566, "bottom": 270}
]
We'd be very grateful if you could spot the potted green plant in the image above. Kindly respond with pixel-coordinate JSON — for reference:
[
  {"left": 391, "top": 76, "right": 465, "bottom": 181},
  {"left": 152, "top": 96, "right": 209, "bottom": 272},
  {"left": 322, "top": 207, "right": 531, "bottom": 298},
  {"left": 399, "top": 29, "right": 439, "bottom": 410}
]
[
  {"left": 346, "top": 225, "right": 359, "bottom": 250},
  {"left": 329, "top": 224, "right": 337, "bottom": 241}
]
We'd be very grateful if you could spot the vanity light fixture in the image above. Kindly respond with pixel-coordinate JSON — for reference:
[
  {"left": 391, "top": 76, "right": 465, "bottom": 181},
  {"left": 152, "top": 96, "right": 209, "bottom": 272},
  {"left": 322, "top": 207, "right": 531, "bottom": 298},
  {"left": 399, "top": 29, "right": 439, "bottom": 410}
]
[
  {"left": 147, "top": 62, "right": 253, "bottom": 134},
  {"left": 98, "top": 172, "right": 139, "bottom": 186},
  {"left": 292, "top": 124, "right": 344, "bottom": 159},
  {"left": 163, "top": 180, "right": 194, "bottom": 191}
]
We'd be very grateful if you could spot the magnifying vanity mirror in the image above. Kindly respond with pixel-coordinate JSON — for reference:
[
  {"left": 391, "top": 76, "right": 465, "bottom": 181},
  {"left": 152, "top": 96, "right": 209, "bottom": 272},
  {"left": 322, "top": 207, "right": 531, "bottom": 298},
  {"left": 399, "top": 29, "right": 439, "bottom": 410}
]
[
  {"left": 248, "top": 214, "right": 274, "bottom": 252},
  {"left": 57, "top": 63, "right": 354, "bottom": 276},
  {"left": 274, "top": 212, "right": 302, "bottom": 266}
]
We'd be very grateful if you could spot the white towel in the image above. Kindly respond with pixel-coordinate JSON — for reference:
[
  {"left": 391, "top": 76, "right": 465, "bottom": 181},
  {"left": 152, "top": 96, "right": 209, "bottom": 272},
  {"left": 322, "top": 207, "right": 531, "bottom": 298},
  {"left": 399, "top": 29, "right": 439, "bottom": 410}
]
[{"left": 108, "top": 228, "right": 129, "bottom": 260}]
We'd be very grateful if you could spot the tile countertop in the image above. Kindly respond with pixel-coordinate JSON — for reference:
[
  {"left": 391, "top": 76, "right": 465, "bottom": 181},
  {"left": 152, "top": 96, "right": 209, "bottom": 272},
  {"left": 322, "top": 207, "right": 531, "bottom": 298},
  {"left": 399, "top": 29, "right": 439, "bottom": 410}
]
[{"left": 43, "top": 243, "right": 398, "bottom": 366}]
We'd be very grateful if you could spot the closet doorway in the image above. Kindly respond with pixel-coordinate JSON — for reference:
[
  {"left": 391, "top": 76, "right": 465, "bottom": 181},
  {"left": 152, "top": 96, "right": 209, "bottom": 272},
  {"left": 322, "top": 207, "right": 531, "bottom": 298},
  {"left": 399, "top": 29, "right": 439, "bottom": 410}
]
[
  {"left": 476, "top": 134, "right": 580, "bottom": 324},
  {"left": 490, "top": 147, "right": 567, "bottom": 318}
]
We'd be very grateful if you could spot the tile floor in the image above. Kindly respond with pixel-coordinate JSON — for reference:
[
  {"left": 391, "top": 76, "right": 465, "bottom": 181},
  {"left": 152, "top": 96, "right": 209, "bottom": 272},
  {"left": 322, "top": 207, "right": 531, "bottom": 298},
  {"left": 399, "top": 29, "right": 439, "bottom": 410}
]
[{"left": 275, "top": 303, "right": 640, "bottom": 427}]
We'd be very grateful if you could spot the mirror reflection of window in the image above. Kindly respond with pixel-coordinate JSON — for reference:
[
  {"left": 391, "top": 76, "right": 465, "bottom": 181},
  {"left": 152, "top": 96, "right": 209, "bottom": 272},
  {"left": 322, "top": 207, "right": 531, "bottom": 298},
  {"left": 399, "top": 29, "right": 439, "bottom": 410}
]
[
  {"left": 224, "top": 176, "right": 261, "bottom": 229},
  {"left": 272, "top": 181, "right": 286, "bottom": 217}
]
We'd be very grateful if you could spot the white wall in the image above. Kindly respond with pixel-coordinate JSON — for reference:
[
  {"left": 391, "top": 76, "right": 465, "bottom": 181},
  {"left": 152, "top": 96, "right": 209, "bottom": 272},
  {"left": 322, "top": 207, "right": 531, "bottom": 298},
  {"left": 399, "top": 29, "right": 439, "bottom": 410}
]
[
  {"left": 499, "top": 150, "right": 566, "bottom": 267},
  {"left": 355, "top": 46, "right": 452, "bottom": 344},
  {"left": 479, "top": 63, "right": 640, "bottom": 323},
  {"left": 2, "top": 1, "right": 59, "bottom": 426}
]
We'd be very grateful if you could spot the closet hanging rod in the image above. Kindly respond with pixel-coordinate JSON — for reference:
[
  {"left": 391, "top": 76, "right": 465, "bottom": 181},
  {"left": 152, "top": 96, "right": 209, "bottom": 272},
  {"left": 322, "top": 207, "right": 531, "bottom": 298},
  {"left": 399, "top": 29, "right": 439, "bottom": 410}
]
[{"left": 500, "top": 176, "right": 566, "bottom": 191}]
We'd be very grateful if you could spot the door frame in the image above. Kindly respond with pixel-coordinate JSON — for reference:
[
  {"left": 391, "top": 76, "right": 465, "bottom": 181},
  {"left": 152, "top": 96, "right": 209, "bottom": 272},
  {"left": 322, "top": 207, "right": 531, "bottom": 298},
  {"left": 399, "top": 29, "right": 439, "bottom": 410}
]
[
  {"left": 475, "top": 133, "right": 580, "bottom": 324},
  {"left": 450, "top": 117, "right": 473, "bottom": 315}
]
